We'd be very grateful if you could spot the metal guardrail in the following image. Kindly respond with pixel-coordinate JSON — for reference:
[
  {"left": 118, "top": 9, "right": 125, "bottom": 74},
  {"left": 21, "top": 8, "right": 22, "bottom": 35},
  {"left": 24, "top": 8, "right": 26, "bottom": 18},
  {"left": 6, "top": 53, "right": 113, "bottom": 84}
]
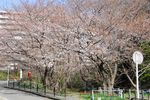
[{"left": 6, "top": 81, "right": 64, "bottom": 100}]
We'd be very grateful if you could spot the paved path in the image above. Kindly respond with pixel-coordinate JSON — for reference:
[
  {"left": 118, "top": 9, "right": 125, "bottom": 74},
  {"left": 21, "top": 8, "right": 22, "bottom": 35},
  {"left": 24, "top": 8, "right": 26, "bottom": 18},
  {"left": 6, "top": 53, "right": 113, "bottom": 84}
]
[
  {"left": 0, "top": 81, "right": 51, "bottom": 100},
  {"left": 0, "top": 81, "right": 82, "bottom": 100}
]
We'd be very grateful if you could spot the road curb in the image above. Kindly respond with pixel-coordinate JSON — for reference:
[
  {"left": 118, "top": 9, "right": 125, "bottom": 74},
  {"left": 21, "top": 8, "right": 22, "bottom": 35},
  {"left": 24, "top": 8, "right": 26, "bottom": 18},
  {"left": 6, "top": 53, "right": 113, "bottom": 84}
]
[{"left": 4, "top": 86, "right": 61, "bottom": 100}]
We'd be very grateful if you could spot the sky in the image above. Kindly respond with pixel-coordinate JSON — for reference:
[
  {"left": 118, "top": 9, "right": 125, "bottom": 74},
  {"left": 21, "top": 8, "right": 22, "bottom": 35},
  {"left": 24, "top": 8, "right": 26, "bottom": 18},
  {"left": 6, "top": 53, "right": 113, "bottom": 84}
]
[
  {"left": 0, "top": 0, "right": 21, "bottom": 10},
  {"left": 0, "top": 0, "right": 64, "bottom": 10}
]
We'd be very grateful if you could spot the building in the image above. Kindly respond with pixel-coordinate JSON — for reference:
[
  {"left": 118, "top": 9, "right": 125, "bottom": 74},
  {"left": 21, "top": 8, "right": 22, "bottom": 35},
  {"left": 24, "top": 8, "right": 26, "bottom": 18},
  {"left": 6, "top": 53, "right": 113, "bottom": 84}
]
[{"left": 0, "top": 11, "right": 21, "bottom": 70}]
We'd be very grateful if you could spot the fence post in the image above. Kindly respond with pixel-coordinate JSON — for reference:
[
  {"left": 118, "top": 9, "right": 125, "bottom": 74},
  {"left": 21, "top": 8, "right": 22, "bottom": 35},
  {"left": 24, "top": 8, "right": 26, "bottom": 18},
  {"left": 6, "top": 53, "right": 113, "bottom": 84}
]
[
  {"left": 53, "top": 87, "right": 55, "bottom": 97},
  {"left": 18, "top": 81, "right": 20, "bottom": 89},
  {"left": 13, "top": 82, "right": 15, "bottom": 88},
  {"left": 7, "top": 80, "right": 9, "bottom": 87},
  {"left": 148, "top": 92, "right": 150, "bottom": 100},
  {"left": 30, "top": 80, "right": 31, "bottom": 91},
  {"left": 110, "top": 95, "right": 112, "bottom": 100},
  {"left": 134, "top": 90, "right": 136, "bottom": 99},
  {"left": 111, "top": 88, "right": 113, "bottom": 96},
  {"left": 128, "top": 89, "right": 131, "bottom": 99},
  {"left": 141, "top": 90, "right": 144, "bottom": 100},
  {"left": 103, "top": 89, "right": 105, "bottom": 95},
  {"left": 65, "top": 87, "right": 67, "bottom": 99},
  {"left": 44, "top": 85, "right": 46, "bottom": 95},
  {"left": 24, "top": 83, "right": 25, "bottom": 90},
  {"left": 122, "top": 90, "right": 125, "bottom": 99},
  {"left": 92, "top": 90, "right": 94, "bottom": 100},
  {"left": 36, "top": 84, "right": 38, "bottom": 93},
  {"left": 120, "top": 89, "right": 123, "bottom": 98}
]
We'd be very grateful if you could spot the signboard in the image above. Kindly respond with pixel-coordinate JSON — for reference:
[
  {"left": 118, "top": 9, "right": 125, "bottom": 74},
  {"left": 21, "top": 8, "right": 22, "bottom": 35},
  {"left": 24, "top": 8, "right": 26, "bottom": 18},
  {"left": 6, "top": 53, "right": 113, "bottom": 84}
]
[
  {"left": 132, "top": 51, "right": 144, "bottom": 99},
  {"left": 133, "top": 51, "right": 143, "bottom": 64}
]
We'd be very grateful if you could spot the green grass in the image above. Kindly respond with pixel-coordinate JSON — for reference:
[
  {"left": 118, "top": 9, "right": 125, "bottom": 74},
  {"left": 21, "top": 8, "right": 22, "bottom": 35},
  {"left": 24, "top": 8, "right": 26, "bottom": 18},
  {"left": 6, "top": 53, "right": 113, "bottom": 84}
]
[
  {"left": 81, "top": 93, "right": 125, "bottom": 100},
  {"left": 20, "top": 81, "right": 44, "bottom": 89},
  {"left": 0, "top": 71, "right": 20, "bottom": 80},
  {"left": 0, "top": 71, "right": 7, "bottom": 80}
]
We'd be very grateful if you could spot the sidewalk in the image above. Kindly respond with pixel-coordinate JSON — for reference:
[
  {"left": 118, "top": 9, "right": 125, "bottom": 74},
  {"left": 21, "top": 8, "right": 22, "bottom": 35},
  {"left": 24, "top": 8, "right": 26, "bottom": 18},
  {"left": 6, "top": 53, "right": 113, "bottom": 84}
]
[
  {"left": 5, "top": 86, "right": 82, "bottom": 100},
  {"left": 5, "top": 81, "right": 83, "bottom": 100}
]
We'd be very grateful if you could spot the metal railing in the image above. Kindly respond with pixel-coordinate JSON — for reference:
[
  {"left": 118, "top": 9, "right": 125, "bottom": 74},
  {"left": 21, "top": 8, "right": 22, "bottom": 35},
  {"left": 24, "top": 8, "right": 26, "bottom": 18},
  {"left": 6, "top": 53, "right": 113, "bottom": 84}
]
[
  {"left": 91, "top": 88, "right": 150, "bottom": 100},
  {"left": 7, "top": 81, "right": 64, "bottom": 100}
]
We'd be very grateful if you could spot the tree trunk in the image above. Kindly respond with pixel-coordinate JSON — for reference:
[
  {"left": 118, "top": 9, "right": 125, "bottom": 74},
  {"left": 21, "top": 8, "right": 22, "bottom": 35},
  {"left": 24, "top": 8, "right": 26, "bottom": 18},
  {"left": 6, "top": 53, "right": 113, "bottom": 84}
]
[{"left": 41, "top": 66, "right": 48, "bottom": 88}]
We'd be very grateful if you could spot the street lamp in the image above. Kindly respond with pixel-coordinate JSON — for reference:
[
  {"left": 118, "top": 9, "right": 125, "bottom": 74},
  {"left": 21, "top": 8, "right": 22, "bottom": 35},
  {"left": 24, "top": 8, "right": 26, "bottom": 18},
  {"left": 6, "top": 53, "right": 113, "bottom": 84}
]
[
  {"left": 7, "top": 65, "right": 14, "bottom": 86},
  {"left": 7, "top": 65, "right": 10, "bottom": 86},
  {"left": 14, "top": 36, "right": 23, "bottom": 80},
  {"left": 20, "top": 68, "right": 23, "bottom": 80},
  {"left": 133, "top": 51, "right": 144, "bottom": 99}
]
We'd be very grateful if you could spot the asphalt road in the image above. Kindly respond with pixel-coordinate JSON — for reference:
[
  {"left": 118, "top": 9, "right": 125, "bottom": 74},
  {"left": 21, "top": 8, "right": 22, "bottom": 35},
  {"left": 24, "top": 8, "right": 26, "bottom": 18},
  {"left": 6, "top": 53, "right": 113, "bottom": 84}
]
[{"left": 0, "top": 81, "right": 51, "bottom": 100}]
